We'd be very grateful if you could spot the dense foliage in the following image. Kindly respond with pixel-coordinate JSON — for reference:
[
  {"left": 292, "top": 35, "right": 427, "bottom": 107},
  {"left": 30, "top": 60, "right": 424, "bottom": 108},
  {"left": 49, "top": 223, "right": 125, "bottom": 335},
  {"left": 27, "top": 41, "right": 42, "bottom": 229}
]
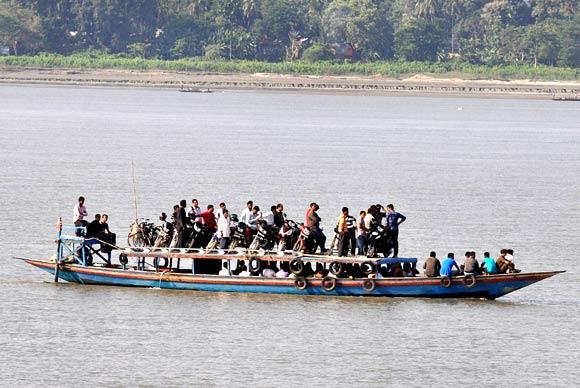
[{"left": 1, "top": 0, "right": 578, "bottom": 68}]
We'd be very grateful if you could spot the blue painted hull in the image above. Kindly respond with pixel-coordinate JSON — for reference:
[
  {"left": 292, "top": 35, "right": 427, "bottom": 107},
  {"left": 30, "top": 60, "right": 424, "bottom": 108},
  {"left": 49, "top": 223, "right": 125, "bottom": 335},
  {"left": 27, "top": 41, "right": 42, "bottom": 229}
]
[{"left": 25, "top": 259, "right": 562, "bottom": 299}]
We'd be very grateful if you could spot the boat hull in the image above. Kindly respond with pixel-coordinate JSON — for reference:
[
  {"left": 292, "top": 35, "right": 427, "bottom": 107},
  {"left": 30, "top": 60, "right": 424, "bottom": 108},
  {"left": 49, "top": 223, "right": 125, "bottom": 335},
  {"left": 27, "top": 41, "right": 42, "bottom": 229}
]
[{"left": 24, "top": 258, "right": 561, "bottom": 299}]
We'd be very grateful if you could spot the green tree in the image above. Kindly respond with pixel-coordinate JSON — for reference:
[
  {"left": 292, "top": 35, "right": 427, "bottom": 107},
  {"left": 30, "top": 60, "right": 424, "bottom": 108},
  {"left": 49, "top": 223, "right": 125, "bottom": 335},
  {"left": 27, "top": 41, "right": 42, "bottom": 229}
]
[
  {"left": 0, "top": 1, "right": 43, "bottom": 55},
  {"left": 322, "top": 0, "right": 393, "bottom": 60},
  {"left": 394, "top": 18, "right": 447, "bottom": 61}
]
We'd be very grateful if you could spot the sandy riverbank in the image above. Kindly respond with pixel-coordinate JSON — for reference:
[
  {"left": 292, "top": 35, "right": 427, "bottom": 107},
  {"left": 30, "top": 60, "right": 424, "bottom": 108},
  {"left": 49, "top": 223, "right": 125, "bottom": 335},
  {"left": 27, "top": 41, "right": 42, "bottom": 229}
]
[{"left": 1, "top": 66, "right": 579, "bottom": 98}]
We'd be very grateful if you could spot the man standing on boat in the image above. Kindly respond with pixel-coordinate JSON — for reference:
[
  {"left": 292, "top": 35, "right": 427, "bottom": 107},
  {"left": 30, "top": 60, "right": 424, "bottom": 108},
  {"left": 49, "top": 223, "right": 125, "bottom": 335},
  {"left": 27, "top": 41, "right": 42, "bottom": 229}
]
[
  {"left": 188, "top": 198, "right": 201, "bottom": 220},
  {"left": 307, "top": 203, "right": 327, "bottom": 253},
  {"left": 198, "top": 205, "right": 218, "bottom": 235},
  {"left": 240, "top": 201, "right": 253, "bottom": 225},
  {"left": 336, "top": 207, "right": 350, "bottom": 257},
  {"left": 386, "top": 204, "right": 406, "bottom": 257},
  {"left": 171, "top": 200, "right": 188, "bottom": 247},
  {"left": 217, "top": 209, "right": 232, "bottom": 249}
]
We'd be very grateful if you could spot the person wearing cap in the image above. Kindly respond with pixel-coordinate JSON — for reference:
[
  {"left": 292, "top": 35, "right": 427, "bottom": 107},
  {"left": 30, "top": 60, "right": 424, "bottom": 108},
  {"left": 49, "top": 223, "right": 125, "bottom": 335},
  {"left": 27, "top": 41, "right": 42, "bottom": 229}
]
[{"left": 440, "top": 253, "right": 460, "bottom": 277}]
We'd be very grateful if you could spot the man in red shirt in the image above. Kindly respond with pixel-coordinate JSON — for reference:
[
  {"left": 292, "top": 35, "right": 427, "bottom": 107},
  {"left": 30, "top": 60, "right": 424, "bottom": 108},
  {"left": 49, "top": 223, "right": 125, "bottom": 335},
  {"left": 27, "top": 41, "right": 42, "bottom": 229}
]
[{"left": 198, "top": 204, "right": 217, "bottom": 233}]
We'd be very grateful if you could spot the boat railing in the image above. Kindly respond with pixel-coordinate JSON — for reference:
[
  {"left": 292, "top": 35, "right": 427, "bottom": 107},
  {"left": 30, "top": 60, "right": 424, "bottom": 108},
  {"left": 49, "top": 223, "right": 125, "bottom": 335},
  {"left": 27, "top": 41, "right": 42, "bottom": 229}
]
[{"left": 56, "top": 225, "right": 90, "bottom": 266}]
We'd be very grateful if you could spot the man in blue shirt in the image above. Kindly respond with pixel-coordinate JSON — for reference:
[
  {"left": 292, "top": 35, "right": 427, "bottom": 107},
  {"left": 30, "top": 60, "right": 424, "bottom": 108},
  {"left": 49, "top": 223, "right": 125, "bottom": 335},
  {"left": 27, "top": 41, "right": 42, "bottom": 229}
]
[
  {"left": 386, "top": 204, "right": 406, "bottom": 257},
  {"left": 440, "top": 252, "right": 461, "bottom": 277},
  {"left": 481, "top": 251, "right": 498, "bottom": 274}
]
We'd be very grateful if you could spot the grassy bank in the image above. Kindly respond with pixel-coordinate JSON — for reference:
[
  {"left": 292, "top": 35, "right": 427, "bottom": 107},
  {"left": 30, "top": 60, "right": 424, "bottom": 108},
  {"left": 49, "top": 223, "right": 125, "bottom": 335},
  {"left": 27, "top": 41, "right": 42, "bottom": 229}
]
[{"left": 1, "top": 52, "right": 578, "bottom": 81}]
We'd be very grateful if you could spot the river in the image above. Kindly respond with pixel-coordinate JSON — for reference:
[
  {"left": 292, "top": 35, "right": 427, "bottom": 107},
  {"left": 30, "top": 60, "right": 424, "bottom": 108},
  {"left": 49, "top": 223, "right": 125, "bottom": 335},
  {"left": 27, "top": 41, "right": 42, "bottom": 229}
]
[{"left": 0, "top": 84, "right": 578, "bottom": 386}]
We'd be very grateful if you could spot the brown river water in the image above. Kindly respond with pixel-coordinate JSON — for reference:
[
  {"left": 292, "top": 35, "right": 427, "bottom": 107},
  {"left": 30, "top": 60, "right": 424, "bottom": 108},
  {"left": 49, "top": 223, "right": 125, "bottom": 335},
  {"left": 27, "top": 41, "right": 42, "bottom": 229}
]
[{"left": 0, "top": 84, "right": 579, "bottom": 387}]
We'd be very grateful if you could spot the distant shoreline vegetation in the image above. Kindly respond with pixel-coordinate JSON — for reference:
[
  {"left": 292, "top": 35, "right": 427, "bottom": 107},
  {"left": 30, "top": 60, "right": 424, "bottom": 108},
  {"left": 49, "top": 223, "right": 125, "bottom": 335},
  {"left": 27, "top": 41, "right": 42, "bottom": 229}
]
[{"left": 1, "top": 52, "right": 578, "bottom": 81}]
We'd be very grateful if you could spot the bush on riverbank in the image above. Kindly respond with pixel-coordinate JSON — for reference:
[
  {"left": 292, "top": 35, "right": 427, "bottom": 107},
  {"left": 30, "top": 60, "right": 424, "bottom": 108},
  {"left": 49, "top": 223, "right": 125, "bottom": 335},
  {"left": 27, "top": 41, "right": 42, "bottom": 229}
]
[{"left": 0, "top": 52, "right": 578, "bottom": 81}]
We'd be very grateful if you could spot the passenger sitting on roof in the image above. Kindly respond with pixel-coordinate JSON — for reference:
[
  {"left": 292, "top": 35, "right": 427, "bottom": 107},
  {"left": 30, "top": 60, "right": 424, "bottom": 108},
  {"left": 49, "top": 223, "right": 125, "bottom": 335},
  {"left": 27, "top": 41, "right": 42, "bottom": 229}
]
[
  {"left": 423, "top": 251, "right": 441, "bottom": 277},
  {"left": 86, "top": 214, "right": 101, "bottom": 238},
  {"left": 219, "top": 262, "right": 230, "bottom": 276},
  {"left": 463, "top": 251, "right": 480, "bottom": 275},
  {"left": 481, "top": 252, "right": 498, "bottom": 274},
  {"left": 98, "top": 214, "right": 116, "bottom": 253},
  {"left": 496, "top": 249, "right": 517, "bottom": 273},
  {"left": 440, "top": 253, "right": 460, "bottom": 277}
]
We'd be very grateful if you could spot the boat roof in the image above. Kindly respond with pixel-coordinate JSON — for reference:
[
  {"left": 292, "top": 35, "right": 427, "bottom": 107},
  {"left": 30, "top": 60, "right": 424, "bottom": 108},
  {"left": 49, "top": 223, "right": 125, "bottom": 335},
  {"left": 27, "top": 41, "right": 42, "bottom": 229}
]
[{"left": 121, "top": 247, "right": 417, "bottom": 264}]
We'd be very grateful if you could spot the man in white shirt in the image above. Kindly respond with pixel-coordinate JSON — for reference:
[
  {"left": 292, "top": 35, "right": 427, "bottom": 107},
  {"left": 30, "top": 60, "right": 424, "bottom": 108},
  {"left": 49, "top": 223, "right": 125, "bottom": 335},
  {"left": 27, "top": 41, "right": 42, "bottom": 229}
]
[
  {"left": 219, "top": 262, "right": 230, "bottom": 276},
  {"left": 217, "top": 209, "right": 232, "bottom": 249},
  {"left": 73, "top": 196, "right": 88, "bottom": 227},
  {"left": 240, "top": 201, "right": 254, "bottom": 225},
  {"left": 261, "top": 205, "right": 276, "bottom": 226},
  {"left": 188, "top": 198, "right": 201, "bottom": 220},
  {"left": 216, "top": 202, "right": 227, "bottom": 219}
]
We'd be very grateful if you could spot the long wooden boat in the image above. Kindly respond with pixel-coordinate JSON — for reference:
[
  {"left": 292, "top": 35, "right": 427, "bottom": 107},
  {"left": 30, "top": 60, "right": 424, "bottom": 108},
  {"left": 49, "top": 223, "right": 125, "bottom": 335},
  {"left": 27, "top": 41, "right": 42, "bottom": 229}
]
[{"left": 18, "top": 225, "right": 563, "bottom": 300}]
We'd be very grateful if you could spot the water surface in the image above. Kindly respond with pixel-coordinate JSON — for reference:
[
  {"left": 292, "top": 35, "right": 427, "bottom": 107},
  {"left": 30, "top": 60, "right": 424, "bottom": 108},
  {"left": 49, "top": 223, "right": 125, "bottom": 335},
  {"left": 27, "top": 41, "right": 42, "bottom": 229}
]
[{"left": 0, "top": 85, "right": 578, "bottom": 386}]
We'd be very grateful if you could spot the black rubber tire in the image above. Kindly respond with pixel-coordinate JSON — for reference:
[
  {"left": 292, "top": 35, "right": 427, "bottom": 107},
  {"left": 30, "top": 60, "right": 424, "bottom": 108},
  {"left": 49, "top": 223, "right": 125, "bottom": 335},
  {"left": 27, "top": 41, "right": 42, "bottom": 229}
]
[
  {"left": 329, "top": 261, "right": 343, "bottom": 275},
  {"left": 249, "top": 257, "right": 262, "bottom": 274},
  {"left": 119, "top": 253, "right": 128, "bottom": 265},
  {"left": 321, "top": 276, "right": 337, "bottom": 292},
  {"left": 361, "top": 261, "right": 376, "bottom": 275},
  {"left": 441, "top": 276, "right": 452, "bottom": 288},
  {"left": 290, "top": 259, "right": 304, "bottom": 275},
  {"left": 154, "top": 257, "right": 168, "bottom": 269},
  {"left": 362, "top": 279, "right": 376, "bottom": 292},
  {"left": 294, "top": 276, "right": 308, "bottom": 290},
  {"left": 463, "top": 274, "right": 477, "bottom": 288}
]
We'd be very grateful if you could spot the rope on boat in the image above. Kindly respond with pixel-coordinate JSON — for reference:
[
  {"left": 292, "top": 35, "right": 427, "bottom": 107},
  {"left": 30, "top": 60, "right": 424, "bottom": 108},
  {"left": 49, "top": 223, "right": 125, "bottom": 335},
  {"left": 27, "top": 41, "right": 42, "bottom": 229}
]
[{"left": 158, "top": 270, "right": 168, "bottom": 289}]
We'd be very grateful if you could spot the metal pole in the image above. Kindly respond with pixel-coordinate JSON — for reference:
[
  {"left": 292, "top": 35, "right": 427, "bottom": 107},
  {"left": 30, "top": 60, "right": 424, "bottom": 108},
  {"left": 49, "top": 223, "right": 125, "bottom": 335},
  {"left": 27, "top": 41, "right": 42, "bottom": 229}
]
[
  {"left": 131, "top": 161, "right": 139, "bottom": 221},
  {"left": 54, "top": 217, "right": 63, "bottom": 283}
]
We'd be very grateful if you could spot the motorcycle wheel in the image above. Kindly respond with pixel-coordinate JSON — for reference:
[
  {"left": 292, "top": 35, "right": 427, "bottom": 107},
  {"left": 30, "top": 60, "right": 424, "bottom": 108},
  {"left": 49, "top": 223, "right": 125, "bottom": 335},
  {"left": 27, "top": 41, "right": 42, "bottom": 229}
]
[
  {"left": 229, "top": 240, "right": 238, "bottom": 250},
  {"left": 292, "top": 239, "right": 301, "bottom": 252},
  {"left": 248, "top": 238, "right": 259, "bottom": 250}
]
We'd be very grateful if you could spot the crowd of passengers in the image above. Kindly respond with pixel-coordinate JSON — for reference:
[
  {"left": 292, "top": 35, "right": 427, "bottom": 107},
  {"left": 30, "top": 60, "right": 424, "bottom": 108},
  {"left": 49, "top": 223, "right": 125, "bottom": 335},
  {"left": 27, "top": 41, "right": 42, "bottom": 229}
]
[
  {"left": 72, "top": 196, "right": 520, "bottom": 278},
  {"left": 162, "top": 198, "right": 407, "bottom": 257}
]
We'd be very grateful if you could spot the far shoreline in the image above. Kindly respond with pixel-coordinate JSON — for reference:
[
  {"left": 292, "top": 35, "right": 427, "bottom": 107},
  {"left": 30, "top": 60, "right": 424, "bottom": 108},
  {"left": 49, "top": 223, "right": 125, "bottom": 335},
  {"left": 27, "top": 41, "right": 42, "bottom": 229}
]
[{"left": 1, "top": 66, "right": 579, "bottom": 99}]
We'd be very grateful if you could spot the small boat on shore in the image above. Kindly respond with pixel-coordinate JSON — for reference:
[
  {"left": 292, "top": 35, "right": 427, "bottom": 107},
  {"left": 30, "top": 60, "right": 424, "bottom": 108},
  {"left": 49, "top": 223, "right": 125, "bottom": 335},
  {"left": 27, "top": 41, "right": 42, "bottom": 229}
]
[
  {"left": 179, "top": 86, "right": 213, "bottom": 93},
  {"left": 18, "top": 226, "right": 563, "bottom": 300},
  {"left": 551, "top": 94, "right": 578, "bottom": 101}
]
